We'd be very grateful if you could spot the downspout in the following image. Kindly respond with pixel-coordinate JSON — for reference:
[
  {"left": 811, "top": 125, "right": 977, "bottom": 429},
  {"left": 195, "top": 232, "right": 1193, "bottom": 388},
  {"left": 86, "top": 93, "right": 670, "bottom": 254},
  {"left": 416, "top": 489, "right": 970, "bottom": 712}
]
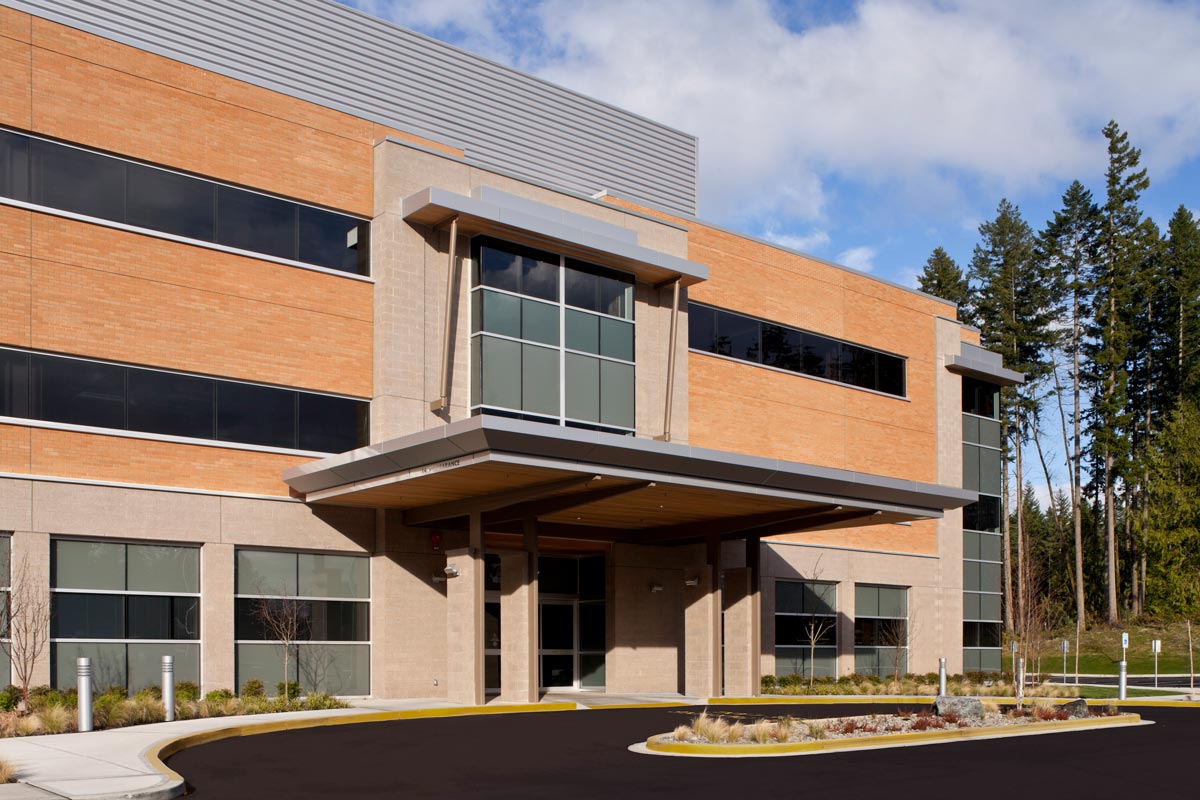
[
  {"left": 430, "top": 215, "right": 459, "bottom": 413},
  {"left": 656, "top": 278, "right": 681, "bottom": 441}
]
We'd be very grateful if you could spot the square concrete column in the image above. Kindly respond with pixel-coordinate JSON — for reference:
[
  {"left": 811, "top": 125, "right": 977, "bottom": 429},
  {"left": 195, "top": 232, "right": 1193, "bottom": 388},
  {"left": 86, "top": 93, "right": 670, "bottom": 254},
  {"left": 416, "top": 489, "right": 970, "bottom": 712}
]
[
  {"left": 499, "top": 523, "right": 538, "bottom": 702},
  {"left": 722, "top": 567, "right": 759, "bottom": 697},
  {"left": 10, "top": 531, "right": 50, "bottom": 687},
  {"left": 745, "top": 537, "right": 762, "bottom": 694},
  {"left": 683, "top": 569, "right": 718, "bottom": 698},
  {"left": 201, "top": 542, "right": 235, "bottom": 693},
  {"left": 445, "top": 512, "right": 484, "bottom": 706}
]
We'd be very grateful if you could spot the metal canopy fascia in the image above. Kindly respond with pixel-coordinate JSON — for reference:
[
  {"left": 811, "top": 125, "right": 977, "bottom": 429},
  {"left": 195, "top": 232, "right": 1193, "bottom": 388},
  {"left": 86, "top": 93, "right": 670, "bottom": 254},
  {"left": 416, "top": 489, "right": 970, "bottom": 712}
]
[
  {"left": 283, "top": 416, "right": 974, "bottom": 522},
  {"left": 400, "top": 186, "right": 708, "bottom": 287}
]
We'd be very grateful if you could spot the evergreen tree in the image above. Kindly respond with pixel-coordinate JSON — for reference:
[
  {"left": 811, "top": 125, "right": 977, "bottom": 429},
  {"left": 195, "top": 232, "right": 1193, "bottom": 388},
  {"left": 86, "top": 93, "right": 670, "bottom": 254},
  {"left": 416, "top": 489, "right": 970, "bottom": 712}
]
[
  {"left": 1145, "top": 402, "right": 1200, "bottom": 616},
  {"left": 1162, "top": 206, "right": 1200, "bottom": 404},
  {"left": 1037, "top": 180, "right": 1099, "bottom": 631},
  {"left": 917, "top": 247, "right": 972, "bottom": 322},
  {"left": 970, "top": 199, "right": 1058, "bottom": 632},
  {"left": 1085, "top": 120, "right": 1148, "bottom": 625}
]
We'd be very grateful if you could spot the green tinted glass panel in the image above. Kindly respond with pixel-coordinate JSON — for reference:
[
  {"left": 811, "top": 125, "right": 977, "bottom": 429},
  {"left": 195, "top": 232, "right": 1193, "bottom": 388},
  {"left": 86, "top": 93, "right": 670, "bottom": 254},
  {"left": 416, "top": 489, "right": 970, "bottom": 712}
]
[
  {"left": 521, "top": 298, "right": 559, "bottom": 345},
  {"left": 963, "top": 648, "right": 981, "bottom": 672},
  {"left": 127, "top": 544, "right": 199, "bottom": 594},
  {"left": 963, "top": 561, "right": 980, "bottom": 591},
  {"left": 485, "top": 601, "right": 501, "bottom": 650},
  {"left": 565, "top": 353, "right": 600, "bottom": 422},
  {"left": 54, "top": 540, "right": 124, "bottom": 590},
  {"left": 775, "top": 646, "right": 837, "bottom": 679},
  {"left": 565, "top": 309, "right": 599, "bottom": 354},
  {"left": 962, "top": 414, "right": 979, "bottom": 444},
  {"left": 237, "top": 550, "right": 297, "bottom": 595},
  {"left": 486, "top": 654, "right": 501, "bottom": 692},
  {"left": 521, "top": 344, "right": 559, "bottom": 416},
  {"left": 470, "top": 336, "right": 481, "bottom": 406},
  {"left": 978, "top": 418, "right": 1002, "bottom": 448},
  {"left": 481, "top": 336, "right": 521, "bottom": 410},
  {"left": 878, "top": 586, "right": 906, "bottom": 618},
  {"left": 962, "top": 444, "right": 980, "bottom": 492},
  {"left": 979, "top": 447, "right": 1002, "bottom": 495},
  {"left": 979, "top": 532, "right": 1002, "bottom": 562},
  {"left": 599, "top": 317, "right": 634, "bottom": 361},
  {"left": 236, "top": 643, "right": 297, "bottom": 695},
  {"left": 0, "top": 537, "right": 8, "bottom": 587},
  {"left": 979, "top": 562, "right": 1002, "bottom": 592},
  {"left": 479, "top": 289, "right": 520, "bottom": 338},
  {"left": 298, "top": 553, "right": 368, "bottom": 599},
  {"left": 980, "top": 593, "right": 1002, "bottom": 621},
  {"left": 580, "top": 653, "right": 606, "bottom": 688},
  {"left": 599, "top": 360, "right": 634, "bottom": 428},
  {"left": 299, "top": 643, "right": 370, "bottom": 695},
  {"left": 805, "top": 582, "right": 835, "bottom": 615},
  {"left": 129, "top": 643, "right": 199, "bottom": 693},
  {"left": 53, "top": 642, "right": 126, "bottom": 692},
  {"left": 775, "top": 581, "right": 805, "bottom": 614},
  {"left": 963, "top": 591, "right": 981, "bottom": 620},
  {"left": 963, "top": 531, "right": 980, "bottom": 561},
  {"left": 854, "top": 585, "right": 879, "bottom": 617}
]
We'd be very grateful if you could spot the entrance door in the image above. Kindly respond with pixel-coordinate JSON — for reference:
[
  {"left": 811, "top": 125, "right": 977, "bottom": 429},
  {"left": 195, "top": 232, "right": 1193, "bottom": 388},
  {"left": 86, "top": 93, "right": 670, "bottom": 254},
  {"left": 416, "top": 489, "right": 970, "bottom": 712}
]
[{"left": 539, "top": 600, "right": 575, "bottom": 689}]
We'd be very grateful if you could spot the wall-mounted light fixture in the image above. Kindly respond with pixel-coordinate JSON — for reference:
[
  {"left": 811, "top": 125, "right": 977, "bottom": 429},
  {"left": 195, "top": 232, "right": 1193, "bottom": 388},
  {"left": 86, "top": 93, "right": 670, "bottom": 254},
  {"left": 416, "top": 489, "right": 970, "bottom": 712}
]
[
  {"left": 444, "top": 564, "right": 460, "bottom": 578},
  {"left": 684, "top": 577, "right": 699, "bottom": 587},
  {"left": 649, "top": 582, "right": 664, "bottom": 593}
]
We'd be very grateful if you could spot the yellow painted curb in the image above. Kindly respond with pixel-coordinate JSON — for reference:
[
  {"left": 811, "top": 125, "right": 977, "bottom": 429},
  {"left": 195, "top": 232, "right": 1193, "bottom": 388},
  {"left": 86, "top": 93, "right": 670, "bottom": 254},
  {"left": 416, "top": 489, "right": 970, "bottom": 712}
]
[
  {"left": 585, "top": 702, "right": 690, "bottom": 710},
  {"left": 148, "top": 702, "right": 576, "bottom": 785},
  {"left": 646, "top": 712, "right": 1142, "bottom": 756},
  {"left": 717, "top": 696, "right": 1200, "bottom": 709}
]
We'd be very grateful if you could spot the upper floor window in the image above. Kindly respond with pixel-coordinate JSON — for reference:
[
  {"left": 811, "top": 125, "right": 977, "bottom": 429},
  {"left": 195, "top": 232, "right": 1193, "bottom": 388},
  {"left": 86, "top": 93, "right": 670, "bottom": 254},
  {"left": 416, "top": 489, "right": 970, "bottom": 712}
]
[
  {"left": 962, "top": 377, "right": 999, "bottom": 419},
  {"left": 0, "top": 129, "right": 368, "bottom": 276},
  {"left": 688, "top": 302, "right": 906, "bottom": 397},
  {"left": 470, "top": 237, "right": 635, "bottom": 434}
]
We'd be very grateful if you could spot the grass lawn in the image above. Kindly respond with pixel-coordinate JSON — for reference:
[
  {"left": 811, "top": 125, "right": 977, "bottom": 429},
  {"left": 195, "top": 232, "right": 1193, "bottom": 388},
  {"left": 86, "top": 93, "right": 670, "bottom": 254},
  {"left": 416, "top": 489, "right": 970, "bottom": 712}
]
[
  {"left": 1066, "top": 685, "right": 1184, "bottom": 699},
  {"left": 1004, "top": 619, "right": 1199, "bottom": 676}
]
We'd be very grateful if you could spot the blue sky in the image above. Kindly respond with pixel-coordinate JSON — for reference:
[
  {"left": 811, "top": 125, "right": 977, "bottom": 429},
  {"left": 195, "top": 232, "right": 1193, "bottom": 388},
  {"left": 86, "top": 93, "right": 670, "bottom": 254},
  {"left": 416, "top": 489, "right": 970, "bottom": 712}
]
[{"left": 342, "top": 0, "right": 1200, "bottom": 292}]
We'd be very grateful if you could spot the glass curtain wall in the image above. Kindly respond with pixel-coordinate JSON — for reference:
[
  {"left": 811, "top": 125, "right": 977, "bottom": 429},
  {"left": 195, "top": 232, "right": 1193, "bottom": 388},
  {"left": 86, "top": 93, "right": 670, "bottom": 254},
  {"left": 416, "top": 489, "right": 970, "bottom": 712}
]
[
  {"left": 774, "top": 580, "right": 838, "bottom": 678},
  {"left": 235, "top": 550, "right": 370, "bottom": 696},
  {"left": 49, "top": 539, "right": 200, "bottom": 692},
  {"left": 962, "top": 377, "right": 1004, "bottom": 672},
  {"left": 0, "top": 536, "right": 9, "bottom": 685},
  {"left": 470, "top": 237, "right": 636, "bottom": 435}
]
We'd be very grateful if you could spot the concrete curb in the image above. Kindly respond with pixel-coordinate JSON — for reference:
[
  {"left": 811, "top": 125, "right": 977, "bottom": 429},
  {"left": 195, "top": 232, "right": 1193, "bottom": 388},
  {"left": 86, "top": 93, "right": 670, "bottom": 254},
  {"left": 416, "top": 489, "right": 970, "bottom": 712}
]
[
  {"left": 712, "top": 695, "right": 1200, "bottom": 708},
  {"left": 643, "top": 712, "right": 1144, "bottom": 757}
]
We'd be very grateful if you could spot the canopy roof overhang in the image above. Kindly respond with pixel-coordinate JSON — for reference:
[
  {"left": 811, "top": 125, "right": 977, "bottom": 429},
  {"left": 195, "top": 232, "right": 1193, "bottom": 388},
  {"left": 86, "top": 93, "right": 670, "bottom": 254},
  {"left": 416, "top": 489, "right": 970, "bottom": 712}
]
[{"left": 282, "top": 417, "right": 975, "bottom": 545}]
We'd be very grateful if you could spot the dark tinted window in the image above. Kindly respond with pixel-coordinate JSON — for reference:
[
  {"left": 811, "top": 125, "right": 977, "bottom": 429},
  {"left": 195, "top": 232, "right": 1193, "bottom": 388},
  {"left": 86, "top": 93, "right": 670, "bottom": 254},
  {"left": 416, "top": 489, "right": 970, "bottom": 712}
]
[
  {"left": 33, "top": 355, "right": 126, "bottom": 429},
  {"left": 297, "top": 392, "right": 362, "bottom": 453},
  {"left": 854, "top": 618, "right": 905, "bottom": 647},
  {"left": 963, "top": 621, "right": 1003, "bottom": 648},
  {"left": 308, "top": 600, "right": 370, "bottom": 641},
  {"left": 714, "top": 309, "right": 759, "bottom": 361},
  {"left": 688, "top": 303, "right": 716, "bottom": 352},
  {"left": 127, "top": 595, "right": 199, "bottom": 640},
  {"left": 776, "top": 615, "right": 837, "bottom": 647},
  {"left": 578, "top": 555, "right": 605, "bottom": 601},
  {"left": 762, "top": 324, "right": 803, "bottom": 372},
  {"left": 0, "top": 349, "right": 30, "bottom": 418},
  {"left": 127, "top": 369, "right": 214, "bottom": 440},
  {"left": 475, "top": 238, "right": 559, "bottom": 301},
  {"left": 52, "top": 593, "right": 124, "bottom": 639},
  {"left": 842, "top": 344, "right": 877, "bottom": 387},
  {"left": 216, "top": 185, "right": 297, "bottom": 260},
  {"left": 126, "top": 162, "right": 216, "bottom": 242},
  {"left": 0, "top": 130, "right": 29, "bottom": 202},
  {"left": 963, "top": 377, "right": 999, "bottom": 418},
  {"left": 802, "top": 335, "right": 841, "bottom": 381},
  {"left": 30, "top": 139, "right": 126, "bottom": 223},
  {"left": 877, "top": 352, "right": 905, "bottom": 396},
  {"left": 963, "top": 495, "right": 1001, "bottom": 532},
  {"left": 538, "top": 557, "right": 578, "bottom": 595},
  {"left": 565, "top": 259, "right": 633, "bottom": 319},
  {"left": 298, "top": 205, "right": 364, "bottom": 274},
  {"left": 217, "top": 381, "right": 296, "bottom": 449}
]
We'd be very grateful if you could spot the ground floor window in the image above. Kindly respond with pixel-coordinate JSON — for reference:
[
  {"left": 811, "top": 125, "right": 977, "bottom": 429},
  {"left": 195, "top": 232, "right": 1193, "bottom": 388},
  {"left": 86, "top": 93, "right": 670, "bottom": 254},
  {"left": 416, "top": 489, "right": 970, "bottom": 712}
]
[
  {"left": 49, "top": 538, "right": 200, "bottom": 692},
  {"left": 853, "top": 584, "right": 907, "bottom": 678},
  {"left": 0, "top": 535, "right": 11, "bottom": 685},
  {"left": 234, "top": 549, "right": 370, "bottom": 696},
  {"left": 773, "top": 579, "right": 837, "bottom": 679},
  {"left": 538, "top": 555, "right": 605, "bottom": 690}
]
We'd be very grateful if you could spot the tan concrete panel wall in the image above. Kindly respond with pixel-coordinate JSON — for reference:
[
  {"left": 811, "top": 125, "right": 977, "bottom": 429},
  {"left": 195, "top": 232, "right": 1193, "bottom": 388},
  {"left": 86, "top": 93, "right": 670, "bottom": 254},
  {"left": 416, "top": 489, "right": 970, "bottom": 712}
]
[
  {"left": 22, "top": 427, "right": 310, "bottom": 497},
  {"left": 201, "top": 543, "right": 235, "bottom": 693},
  {"left": 0, "top": 477, "right": 31, "bottom": 531},
  {"left": 10, "top": 530, "right": 50, "bottom": 686}
]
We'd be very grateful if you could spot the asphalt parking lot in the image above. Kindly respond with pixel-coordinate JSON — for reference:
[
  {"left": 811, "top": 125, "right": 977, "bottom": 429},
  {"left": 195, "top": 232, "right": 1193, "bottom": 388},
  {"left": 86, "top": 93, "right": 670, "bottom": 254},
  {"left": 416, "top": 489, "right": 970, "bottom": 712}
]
[{"left": 169, "top": 702, "right": 1197, "bottom": 799}]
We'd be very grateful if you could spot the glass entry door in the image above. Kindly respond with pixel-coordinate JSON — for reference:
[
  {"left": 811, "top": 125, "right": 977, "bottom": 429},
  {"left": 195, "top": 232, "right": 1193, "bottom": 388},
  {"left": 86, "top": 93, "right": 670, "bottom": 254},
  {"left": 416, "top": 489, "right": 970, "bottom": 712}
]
[{"left": 540, "top": 600, "right": 575, "bottom": 689}]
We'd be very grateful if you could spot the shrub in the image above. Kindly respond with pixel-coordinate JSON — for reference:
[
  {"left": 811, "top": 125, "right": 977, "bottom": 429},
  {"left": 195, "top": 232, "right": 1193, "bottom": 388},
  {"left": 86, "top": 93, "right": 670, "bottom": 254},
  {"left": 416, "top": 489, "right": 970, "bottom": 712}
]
[
  {"left": 241, "top": 679, "right": 266, "bottom": 698},
  {"left": 0, "top": 686, "right": 21, "bottom": 713},
  {"left": 38, "top": 705, "right": 73, "bottom": 734},
  {"left": 136, "top": 686, "right": 162, "bottom": 701},
  {"left": 672, "top": 724, "right": 693, "bottom": 742},
  {"left": 691, "top": 712, "right": 730, "bottom": 743},
  {"left": 92, "top": 694, "right": 127, "bottom": 729},
  {"left": 0, "top": 757, "right": 13, "bottom": 783},
  {"left": 302, "top": 693, "right": 344, "bottom": 711},
  {"left": 124, "top": 696, "right": 166, "bottom": 726},
  {"left": 277, "top": 681, "right": 301, "bottom": 701},
  {"left": 100, "top": 687, "right": 128, "bottom": 701},
  {"left": 175, "top": 681, "right": 200, "bottom": 702},
  {"left": 14, "top": 715, "right": 40, "bottom": 736},
  {"left": 805, "top": 722, "right": 827, "bottom": 740},
  {"left": 748, "top": 719, "right": 775, "bottom": 744},
  {"left": 204, "top": 689, "right": 234, "bottom": 703}
]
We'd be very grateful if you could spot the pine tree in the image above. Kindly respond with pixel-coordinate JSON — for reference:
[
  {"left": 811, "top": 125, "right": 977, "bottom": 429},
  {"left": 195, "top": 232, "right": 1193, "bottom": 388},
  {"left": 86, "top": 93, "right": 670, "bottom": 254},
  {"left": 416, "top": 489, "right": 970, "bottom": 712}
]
[
  {"left": 1162, "top": 206, "right": 1200, "bottom": 405},
  {"left": 1086, "top": 121, "right": 1148, "bottom": 625},
  {"left": 1145, "top": 402, "right": 1200, "bottom": 616},
  {"left": 970, "top": 199, "right": 1058, "bottom": 633},
  {"left": 1037, "top": 180, "right": 1099, "bottom": 632},
  {"left": 917, "top": 247, "right": 972, "bottom": 322}
]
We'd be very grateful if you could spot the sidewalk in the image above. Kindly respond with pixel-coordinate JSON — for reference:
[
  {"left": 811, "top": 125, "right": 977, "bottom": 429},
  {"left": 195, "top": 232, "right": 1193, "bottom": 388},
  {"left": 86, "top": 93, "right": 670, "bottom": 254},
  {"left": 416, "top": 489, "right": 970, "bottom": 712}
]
[{"left": 0, "top": 698, "right": 460, "bottom": 800}]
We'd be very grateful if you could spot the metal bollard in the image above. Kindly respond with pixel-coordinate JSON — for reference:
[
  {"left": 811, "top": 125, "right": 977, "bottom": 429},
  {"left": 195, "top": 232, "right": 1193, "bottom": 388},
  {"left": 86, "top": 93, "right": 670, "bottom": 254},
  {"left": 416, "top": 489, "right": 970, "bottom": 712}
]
[
  {"left": 162, "top": 655, "right": 175, "bottom": 722},
  {"left": 77, "top": 657, "right": 93, "bottom": 732},
  {"left": 1016, "top": 657, "right": 1025, "bottom": 707},
  {"left": 1119, "top": 660, "right": 1127, "bottom": 701},
  {"left": 938, "top": 657, "right": 947, "bottom": 696}
]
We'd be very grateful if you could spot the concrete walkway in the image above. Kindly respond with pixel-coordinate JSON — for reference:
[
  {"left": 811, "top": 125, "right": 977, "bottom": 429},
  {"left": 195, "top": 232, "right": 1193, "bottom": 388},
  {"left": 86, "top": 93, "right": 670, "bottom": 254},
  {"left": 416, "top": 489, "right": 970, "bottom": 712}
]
[{"left": 0, "top": 693, "right": 700, "bottom": 800}]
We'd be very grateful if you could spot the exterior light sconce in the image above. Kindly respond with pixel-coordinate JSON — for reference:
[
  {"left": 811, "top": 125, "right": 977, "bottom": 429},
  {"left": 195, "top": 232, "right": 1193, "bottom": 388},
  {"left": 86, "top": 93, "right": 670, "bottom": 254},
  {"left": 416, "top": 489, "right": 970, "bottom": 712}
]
[
  {"left": 649, "top": 582, "right": 664, "bottom": 593},
  {"left": 684, "top": 577, "right": 699, "bottom": 587},
  {"left": 444, "top": 564, "right": 460, "bottom": 578}
]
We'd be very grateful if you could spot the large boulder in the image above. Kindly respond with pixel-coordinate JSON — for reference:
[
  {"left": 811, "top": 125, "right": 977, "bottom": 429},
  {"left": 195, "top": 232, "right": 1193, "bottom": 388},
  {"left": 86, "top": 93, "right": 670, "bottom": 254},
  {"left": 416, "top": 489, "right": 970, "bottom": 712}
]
[
  {"left": 1061, "top": 698, "right": 1090, "bottom": 719},
  {"left": 933, "top": 695, "right": 984, "bottom": 719}
]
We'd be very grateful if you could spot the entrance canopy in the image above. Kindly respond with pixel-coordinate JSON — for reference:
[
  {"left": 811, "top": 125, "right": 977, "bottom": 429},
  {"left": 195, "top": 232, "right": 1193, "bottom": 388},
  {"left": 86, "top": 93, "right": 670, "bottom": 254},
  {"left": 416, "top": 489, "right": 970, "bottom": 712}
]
[{"left": 282, "top": 416, "right": 975, "bottom": 544}]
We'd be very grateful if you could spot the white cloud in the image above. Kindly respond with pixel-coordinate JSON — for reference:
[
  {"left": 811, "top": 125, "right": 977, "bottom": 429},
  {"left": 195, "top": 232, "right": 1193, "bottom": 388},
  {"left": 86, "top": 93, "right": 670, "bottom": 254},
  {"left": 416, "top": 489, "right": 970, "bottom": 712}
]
[
  {"left": 347, "top": 0, "right": 1200, "bottom": 247},
  {"left": 836, "top": 245, "right": 877, "bottom": 272},
  {"left": 760, "top": 228, "right": 831, "bottom": 254}
]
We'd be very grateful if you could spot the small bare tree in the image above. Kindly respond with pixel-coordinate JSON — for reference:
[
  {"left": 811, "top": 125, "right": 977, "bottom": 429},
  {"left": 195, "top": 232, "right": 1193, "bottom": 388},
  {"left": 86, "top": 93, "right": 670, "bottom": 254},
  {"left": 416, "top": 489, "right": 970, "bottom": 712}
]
[
  {"left": 253, "top": 590, "right": 308, "bottom": 704},
  {"left": 802, "top": 614, "right": 837, "bottom": 690},
  {"left": 1, "top": 555, "right": 50, "bottom": 710}
]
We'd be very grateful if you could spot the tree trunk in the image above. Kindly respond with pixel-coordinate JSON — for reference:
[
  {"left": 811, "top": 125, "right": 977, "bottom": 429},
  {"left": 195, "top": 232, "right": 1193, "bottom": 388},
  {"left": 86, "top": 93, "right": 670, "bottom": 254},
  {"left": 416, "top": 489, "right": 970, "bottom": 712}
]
[
  {"left": 1001, "top": 414, "right": 1014, "bottom": 632},
  {"left": 1015, "top": 426, "right": 1026, "bottom": 636},
  {"left": 1072, "top": 284, "right": 1086, "bottom": 630},
  {"left": 1105, "top": 446, "right": 1118, "bottom": 624}
]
